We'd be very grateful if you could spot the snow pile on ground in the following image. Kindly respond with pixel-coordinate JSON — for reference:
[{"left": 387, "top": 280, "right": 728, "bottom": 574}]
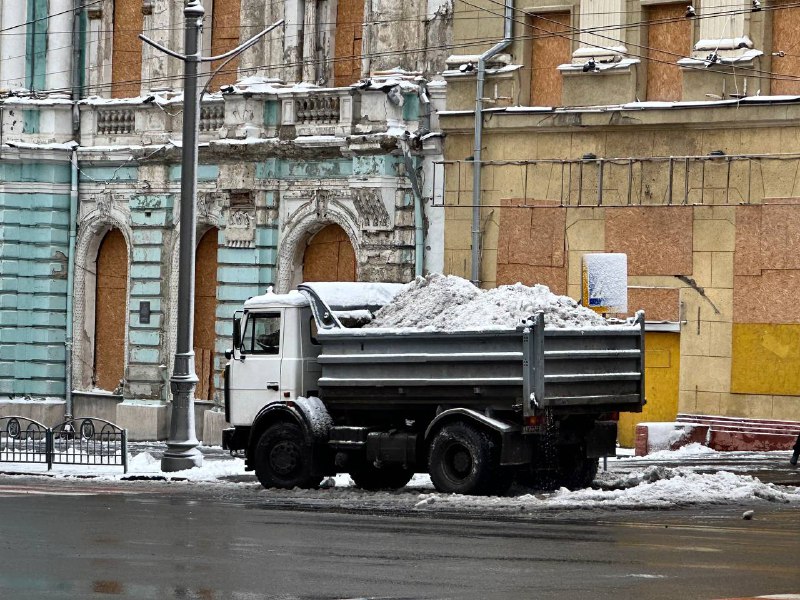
[
  {"left": 407, "top": 466, "right": 799, "bottom": 512},
  {"left": 366, "top": 273, "right": 608, "bottom": 330},
  {"left": 630, "top": 442, "right": 719, "bottom": 461}
]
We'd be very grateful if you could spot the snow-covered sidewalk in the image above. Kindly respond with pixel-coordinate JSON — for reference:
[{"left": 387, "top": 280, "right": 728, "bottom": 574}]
[{"left": 1, "top": 442, "right": 798, "bottom": 512}]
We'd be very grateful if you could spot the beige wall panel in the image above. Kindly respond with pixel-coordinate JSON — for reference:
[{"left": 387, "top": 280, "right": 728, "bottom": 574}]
[
  {"left": 681, "top": 323, "right": 711, "bottom": 358},
  {"left": 733, "top": 271, "right": 800, "bottom": 324},
  {"left": 529, "top": 13, "right": 571, "bottom": 107},
  {"left": 605, "top": 207, "right": 693, "bottom": 276},
  {"left": 771, "top": 0, "right": 800, "bottom": 95},
  {"left": 722, "top": 393, "right": 774, "bottom": 419},
  {"left": 445, "top": 250, "right": 472, "bottom": 279},
  {"left": 565, "top": 211, "right": 605, "bottom": 253},
  {"left": 693, "top": 219, "right": 735, "bottom": 252},
  {"left": 693, "top": 391, "right": 722, "bottom": 415},
  {"left": 453, "top": 0, "right": 504, "bottom": 55},
  {"left": 693, "top": 251, "right": 712, "bottom": 289},
  {"left": 679, "top": 389, "right": 697, "bottom": 414},
  {"left": 733, "top": 206, "right": 762, "bottom": 276},
  {"left": 771, "top": 395, "right": 800, "bottom": 421},
  {"left": 111, "top": 0, "right": 144, "bottom": 98},
  {"left": 645, "top": 4, "right": 691, "bottom": 102},
  {"left": 708, "top": 321, "right": 733, "bottom": 358},
  {"left": 711, "top": 252, "right": 734, "bottom": 289},
  {"left": 682, "top": 356, "right": 732, "bottom": 393}
]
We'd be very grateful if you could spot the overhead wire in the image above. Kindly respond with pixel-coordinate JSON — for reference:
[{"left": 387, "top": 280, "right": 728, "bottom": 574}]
[{"left": 4, "top": 0, "right": 800, "bottom": 97}]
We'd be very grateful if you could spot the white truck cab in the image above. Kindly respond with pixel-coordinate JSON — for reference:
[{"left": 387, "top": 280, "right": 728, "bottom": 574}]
[{"left": 225, "top": 291, "right": 321, "bottom": 427}]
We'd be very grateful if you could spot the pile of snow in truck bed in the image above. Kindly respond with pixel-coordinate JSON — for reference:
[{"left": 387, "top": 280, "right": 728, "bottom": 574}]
[{"left": 366, "top": 273, "right": 608, "bottom": 330}]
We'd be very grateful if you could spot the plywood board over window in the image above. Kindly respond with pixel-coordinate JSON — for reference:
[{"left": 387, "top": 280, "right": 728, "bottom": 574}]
[
  {"left": 771, "top": 0, "right": 800, "bottom": 95},
  {"left": 194, "top": 228, "right": 219, "bottom": 401},
  {"left": 111, "top": 0, "right": 144, "bottom": 98},
  {"left": 646, "top": 3, "right": 692, "bottom": 101},
  {"left": 211, "top": 0, "right": 242, "bottom": 89},
  {"left": 334, "top": 0, "right": 364, "bottom": 86},
  {"left": 529, "top": 12, "right": 571, "bottom": 107},
  {"left": 94, "top": 229, "right": 128, "bottom": 392},
  {"left": 303, "top": 224, "right": 356, "bottom": 282}
]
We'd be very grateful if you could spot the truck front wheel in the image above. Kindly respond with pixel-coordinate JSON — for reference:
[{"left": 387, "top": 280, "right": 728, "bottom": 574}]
[
  {"left": 429, "top": 422, "right": 500, "bottom": 496},
  {"left": 254, "top": 422, "right": 321, "bottom": 489}
]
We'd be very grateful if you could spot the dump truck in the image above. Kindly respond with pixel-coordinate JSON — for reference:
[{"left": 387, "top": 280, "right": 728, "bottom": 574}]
[{"left": 222, "top": 282, "right": 645, "bottom": 495}]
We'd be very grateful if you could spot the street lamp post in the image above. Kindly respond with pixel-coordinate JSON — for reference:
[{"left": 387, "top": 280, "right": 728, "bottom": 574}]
[
  {"left": 140, "top": 1, "right": 284, "bottom": 472},
  {"left": 163, "top": 0, "right": 204, "bottom": 471}
]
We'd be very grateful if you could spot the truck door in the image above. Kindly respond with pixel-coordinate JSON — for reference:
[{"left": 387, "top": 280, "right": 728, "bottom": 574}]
[{"left": 228, "top": 311, "right": 283, "bottom": 424}]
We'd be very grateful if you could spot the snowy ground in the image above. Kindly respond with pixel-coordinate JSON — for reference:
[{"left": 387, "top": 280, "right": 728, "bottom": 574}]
[{"left": 1, "top": 442, "right": 798, "bottom": 514}]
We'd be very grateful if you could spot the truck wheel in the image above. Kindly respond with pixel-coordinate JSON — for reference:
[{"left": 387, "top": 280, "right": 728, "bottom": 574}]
[
  {"left": 429, "top": 422, "right": 498, "bottom": 496},
  {"left": 349, "top": 464, "right": 414, "bottom": 491},
  {"left": 556, "top": 447, "right": 599, "bottom": 490},
  {"left": 254, "top": 422, "right": 321, "bottom": 489}
]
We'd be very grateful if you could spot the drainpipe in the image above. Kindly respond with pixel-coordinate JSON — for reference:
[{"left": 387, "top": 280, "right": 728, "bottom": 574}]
[
  {"left": 65, "top": 0, "right": 84, "bottom": 420},
  {"left": 401, "top": 142, "right": 425, "bottom": 278},
  {"left": 471, "top": 0, "right": 513, "bottom": 286},
  {"left": 65, "top": 150, "right": 78, "bottom": 420}
]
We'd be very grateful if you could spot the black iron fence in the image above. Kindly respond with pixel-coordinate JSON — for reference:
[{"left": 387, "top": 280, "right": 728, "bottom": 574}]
[{"left": 0, "top": 416, "right": 127, "bottom": 473}]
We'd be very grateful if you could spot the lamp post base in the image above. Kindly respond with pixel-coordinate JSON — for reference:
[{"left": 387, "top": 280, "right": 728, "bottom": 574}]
[{"left": 161, "top": 445, "right": 203, "bottom": 472}]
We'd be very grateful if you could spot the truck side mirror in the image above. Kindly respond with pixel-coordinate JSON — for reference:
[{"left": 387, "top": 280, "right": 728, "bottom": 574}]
[{"left": 232, "top": 316, "right": 242, "bottom": 351}]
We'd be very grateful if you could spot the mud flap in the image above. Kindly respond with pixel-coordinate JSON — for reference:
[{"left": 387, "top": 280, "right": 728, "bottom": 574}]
[{"left": 586, "top": 420, "right": 617, "bottom": 458}]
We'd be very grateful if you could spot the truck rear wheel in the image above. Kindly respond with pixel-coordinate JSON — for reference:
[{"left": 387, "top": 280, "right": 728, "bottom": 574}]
[
  {"left": 349, "top": 464, "right": 414, "bottom": 491},
  {"left": 429, "top": 422, "right": 500, "bottom": 496},
  {"left": 254, "top": 422, "right": 321, "bottom": 489}
]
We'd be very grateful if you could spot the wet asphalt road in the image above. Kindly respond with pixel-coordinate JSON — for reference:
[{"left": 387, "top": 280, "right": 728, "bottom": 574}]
[{"left": 0, "top": 473, "right": 798, "bottom": 600}]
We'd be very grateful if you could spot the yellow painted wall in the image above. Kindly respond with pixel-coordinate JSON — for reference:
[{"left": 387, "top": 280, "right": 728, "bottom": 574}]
[
  {"left": 731, "top": 323, "right": 800, "bottom": 396},
  {"left": 618, "top": 332, "right": 681, "bottom": 447}
]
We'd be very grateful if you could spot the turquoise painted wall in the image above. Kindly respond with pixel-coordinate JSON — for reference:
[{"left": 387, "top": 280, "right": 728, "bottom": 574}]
[
  {"left": 25, "top": 0, "right": 48, "bottom": 91},
  {"left": 127, "top": 194, "right": 171, "bottom": 380},
  {"left": 0, "top": 161, "right": 72, "bottom": 397}
]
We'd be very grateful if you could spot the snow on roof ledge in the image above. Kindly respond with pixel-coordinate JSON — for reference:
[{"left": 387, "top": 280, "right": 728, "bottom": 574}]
[
  {"left": 694, "top": 36, "right": 753, "bottom": 51},
  {"left": 678, "top": 49, "right": 763, "bottom": 66}
]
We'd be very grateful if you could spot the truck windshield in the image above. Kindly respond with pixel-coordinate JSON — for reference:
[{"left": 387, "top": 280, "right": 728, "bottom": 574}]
[{"left": 241, "top": 313, "right": 281, "bottom": 355}]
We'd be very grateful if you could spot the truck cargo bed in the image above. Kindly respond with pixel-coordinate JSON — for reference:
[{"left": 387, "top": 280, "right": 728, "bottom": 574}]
[{"left": 315, "top": 313, "right": 645, "bottom": 415}]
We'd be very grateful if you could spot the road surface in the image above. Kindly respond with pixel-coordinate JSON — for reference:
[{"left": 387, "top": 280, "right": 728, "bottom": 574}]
[{"left": 0, "top": 475, "right": 798, "bottom": 600}]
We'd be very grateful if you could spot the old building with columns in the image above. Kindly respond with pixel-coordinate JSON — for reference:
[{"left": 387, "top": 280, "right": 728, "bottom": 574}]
[{"left": 0, "top": 0, "right": 452, "bottom": 440}]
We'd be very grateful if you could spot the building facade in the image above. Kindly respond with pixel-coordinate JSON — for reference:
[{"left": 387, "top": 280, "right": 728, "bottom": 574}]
[
  {"left": 440, "top": 0, "right": 800, "bottom": 443},
  {"left": 0, "top": 0, "right": 452, "bottom": 440}
]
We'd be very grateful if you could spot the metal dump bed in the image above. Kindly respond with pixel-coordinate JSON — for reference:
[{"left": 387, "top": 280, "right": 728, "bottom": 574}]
[{"left": 299, "top": 282, "right": 645, "bottom": 415}]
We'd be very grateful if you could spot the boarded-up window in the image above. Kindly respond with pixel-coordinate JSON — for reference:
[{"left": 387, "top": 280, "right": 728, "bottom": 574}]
[
  {"left": 529, "top": 13, "right": 571, "bottom": 107},
  {"left": 194, "top": 228, "right": 219, "bottom": 400},
  {"left": 111, "top": 0, "right": 144, "bottom": 98},
  {"left": 334, "top": 0, "right": 364, "bottom": 86},
  {"left": 771, "top": 0, "right": 800, "bottom": 95},
  {"left": 94, "top": 229, "right": 128, "bottom": 391},
  {"left": 303, "top": 224, "right": 356, "bottom": 282},
  {"left": 646, "top": 4, "right": 692, "bottom": 101},
  {"left": 211, "top": 0, "right": 242, "bottom": 89}
]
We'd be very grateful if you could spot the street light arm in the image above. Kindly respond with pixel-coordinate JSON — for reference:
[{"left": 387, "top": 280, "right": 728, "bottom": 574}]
[
  {"left": 199, "top": 19, "right": 284, "bottom": 63},
  {"left": 139, "top": 34, "right": 187, "bottom": 61}
]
